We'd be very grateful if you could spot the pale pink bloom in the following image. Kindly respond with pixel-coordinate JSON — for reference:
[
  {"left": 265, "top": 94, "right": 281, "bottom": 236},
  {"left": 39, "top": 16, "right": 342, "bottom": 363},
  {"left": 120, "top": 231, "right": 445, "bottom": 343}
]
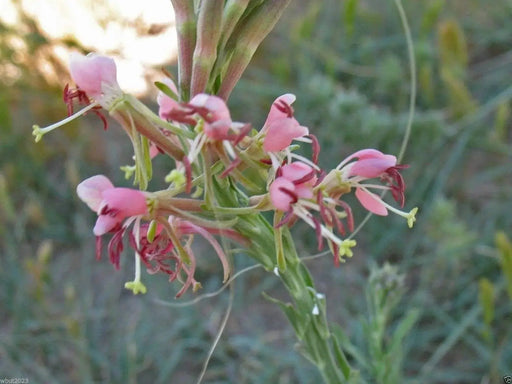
[
  {"left": 333, "top": 148, "right": 408, "bottom": 214},
  {"left": 157, "top": 78, "right": 180, "bottom": 120},
  {"left": 69, "top": 53, "right": 120, "bottom": 104},
  {"left": 262, "top": 94, "right": 309, "bottom": 152},
  {"left": 188, "top": 93, "right": 233, "bottom": 140},
  {"left": 77, "top": 175, "right": 147, "bottom": 236}
]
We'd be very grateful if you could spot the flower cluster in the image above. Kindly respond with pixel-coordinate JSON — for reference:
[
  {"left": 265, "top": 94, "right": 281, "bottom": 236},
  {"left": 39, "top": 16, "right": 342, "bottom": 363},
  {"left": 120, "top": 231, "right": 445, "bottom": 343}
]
[{"left": 33, "top": 53, "right": 417, "bottom": 296}]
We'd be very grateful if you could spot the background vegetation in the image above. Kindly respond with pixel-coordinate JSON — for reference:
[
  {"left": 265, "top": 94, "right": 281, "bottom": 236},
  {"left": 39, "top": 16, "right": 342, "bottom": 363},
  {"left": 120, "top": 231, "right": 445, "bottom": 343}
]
[{"left": 1, "top": 0, "right": 511, "bottom": 383}]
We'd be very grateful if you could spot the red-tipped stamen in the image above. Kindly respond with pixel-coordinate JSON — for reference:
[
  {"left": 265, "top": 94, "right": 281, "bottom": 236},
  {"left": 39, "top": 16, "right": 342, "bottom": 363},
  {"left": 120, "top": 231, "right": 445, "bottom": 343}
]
[
  {"left": 274, "top": 99, "right": 294, "bottom": 117},
  {"left": 308, "top": 134, "right": 320, "bottom": 164}
]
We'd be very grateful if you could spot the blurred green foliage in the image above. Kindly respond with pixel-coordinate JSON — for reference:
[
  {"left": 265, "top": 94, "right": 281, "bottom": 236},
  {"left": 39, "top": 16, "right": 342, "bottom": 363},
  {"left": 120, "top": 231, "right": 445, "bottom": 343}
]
[{"left": 1, "top": 0, "right": 512, "bottom": 383}]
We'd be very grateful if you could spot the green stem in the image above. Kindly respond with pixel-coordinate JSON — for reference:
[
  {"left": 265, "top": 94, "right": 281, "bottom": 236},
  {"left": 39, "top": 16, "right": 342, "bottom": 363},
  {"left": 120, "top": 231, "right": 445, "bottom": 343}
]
[
  {"left": 277, "top": 230, "right": 349, "bottom": 383},
  {"left": 235, "top": 211, "right": 350, "bottom": 382}
]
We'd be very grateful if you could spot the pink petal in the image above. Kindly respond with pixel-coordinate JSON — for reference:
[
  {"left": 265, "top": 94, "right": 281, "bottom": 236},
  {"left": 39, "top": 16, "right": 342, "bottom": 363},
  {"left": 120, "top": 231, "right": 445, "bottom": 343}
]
[
  {"left": 149, "top": 142, "right": 161, "bottom": 159},
  {"left": 70, "top": 53, "right": 118, "bottom": 98},
  {"left": 76, "top": 175, "right": 114, "bottom": 212},
  {"left": 269, "top": 177, "right": 296, "bottom": 211},
  {"left": 203, "top": 119, "right": 231, "bottom": 140},
  {"left": 93, "top": 214, "right": 120, "bottom": 236},
  {"left": 281, "top": 162, "right": 313, "bottom": 181},
  {"left": 294, "top": 185, "right": 314, "bottom": 199},
  {"left": 342, "top": 148, "right": 396, "bottom": 165},
  {"left": 102, "top": 188, "right": 148, "bottom": 217},
  {"left": 189, "top": 93, "right": 231, "bottom": 122},
  {"left": 355, "top": 188, "right": 388, "bottom": 216},
  {"left": 263, "top": 118, "right": 309, "bottom": 152},
  {"left": 264, "top": 93, "right": 296, "bottom": 127},
  {"left": 280, "top": 162, "right": 316, "bottom": 199},
  {"left": 348, "top": 157, "right": 397, "bottom": 178}
]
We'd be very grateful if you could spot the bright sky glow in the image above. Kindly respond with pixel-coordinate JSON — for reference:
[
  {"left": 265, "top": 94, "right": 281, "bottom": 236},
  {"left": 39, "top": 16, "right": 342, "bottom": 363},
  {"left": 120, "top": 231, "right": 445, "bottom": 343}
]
[{"left": 0, "top": 0, "right": 178, "bottom": 95}]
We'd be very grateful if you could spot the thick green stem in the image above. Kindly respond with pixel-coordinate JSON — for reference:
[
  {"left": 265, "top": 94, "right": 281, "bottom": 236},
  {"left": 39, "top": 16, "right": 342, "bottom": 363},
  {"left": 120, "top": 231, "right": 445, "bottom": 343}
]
[
  {"left": 277, "top": 230, "right": 350, "bottom": 383},
  {"left": 234, "top": 210, "right": 351, "bottom": 382}
]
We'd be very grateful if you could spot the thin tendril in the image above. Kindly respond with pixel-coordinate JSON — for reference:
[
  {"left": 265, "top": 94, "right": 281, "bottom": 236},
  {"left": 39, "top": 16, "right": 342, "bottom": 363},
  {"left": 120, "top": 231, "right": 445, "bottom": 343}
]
[
  {"left": 152, "top": 263, "right": 261, "bottom": 307},
  {"left": 196, "top": 281, "right": 234, "bottom": 384},
  {"left": 348, "top": 0, "right": 416, "bottom": 240},
  {"left": 152, "top": 250, "right": 333, "bottom": 311},
  {"left": 394, "top": 0, "right": 416, "bottom": 163}
]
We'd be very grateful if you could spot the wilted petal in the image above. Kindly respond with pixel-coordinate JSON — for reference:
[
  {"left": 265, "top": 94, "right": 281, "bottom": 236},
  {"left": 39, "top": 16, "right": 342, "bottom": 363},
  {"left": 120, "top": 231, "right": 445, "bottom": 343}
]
[
  {"left": 355, "top": 188, "right": 388, "bottom": 216},
  {"left": 76, "top": 175, "right": 114, "bottom": 212}
]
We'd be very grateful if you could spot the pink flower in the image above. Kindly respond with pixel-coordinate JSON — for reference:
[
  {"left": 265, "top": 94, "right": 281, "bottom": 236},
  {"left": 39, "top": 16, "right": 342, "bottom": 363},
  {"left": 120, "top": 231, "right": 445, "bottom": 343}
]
[
  {"left": 262, "top": 94, "right": 309, "bottom": 152},
  {"left": 270, "top": 162, "right": 316, "bottom": 211},
  {"left": 188, "top": 93, "right": 233, "bottom": 140},
  {"left": 279, "top": 162, "right": 317, "bottom": 199},
  {"left": 76, "top": 175, "right": 147, "bottom": 236},
  {"left": 69, "top": 52, "right": 121, "bottom": 107},
  {"left": 334, "top": 149, "right": 409, "bottom": 216}
]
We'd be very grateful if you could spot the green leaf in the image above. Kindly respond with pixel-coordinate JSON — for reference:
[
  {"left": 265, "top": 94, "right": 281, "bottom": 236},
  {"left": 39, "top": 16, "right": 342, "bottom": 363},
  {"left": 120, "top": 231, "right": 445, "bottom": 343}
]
[
  {"left": 332, "top": 333, "right": 352, "bottom": 380},
  {"left": 388, "top": 308, "right": 421, "bottom": 358},
  {"left": 154, "top": 81, "right": 178, "bottom": 100},
  {"left": 262, "top": 292, "right": 303, "bottom": 336}
]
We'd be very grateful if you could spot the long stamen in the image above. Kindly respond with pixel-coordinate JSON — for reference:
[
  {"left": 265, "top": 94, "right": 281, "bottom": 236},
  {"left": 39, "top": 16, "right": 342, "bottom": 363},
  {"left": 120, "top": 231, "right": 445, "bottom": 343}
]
[
  {"left": 124, "top": 218, "right": 147, "bottom": 294},
  {"left": 361, "top": 187, "right": 418, "bottom": 227},
  {"left": 32, "top": 102, "right": 99, "bottom": 142}
]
